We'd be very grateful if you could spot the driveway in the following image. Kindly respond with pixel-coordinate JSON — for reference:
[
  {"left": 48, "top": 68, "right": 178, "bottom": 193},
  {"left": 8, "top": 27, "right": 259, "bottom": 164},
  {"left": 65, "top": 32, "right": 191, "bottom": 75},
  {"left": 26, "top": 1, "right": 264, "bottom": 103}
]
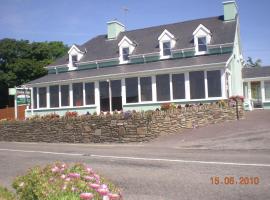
[{"left": 0, "top": 110, "right": 270, "bottom": 200}]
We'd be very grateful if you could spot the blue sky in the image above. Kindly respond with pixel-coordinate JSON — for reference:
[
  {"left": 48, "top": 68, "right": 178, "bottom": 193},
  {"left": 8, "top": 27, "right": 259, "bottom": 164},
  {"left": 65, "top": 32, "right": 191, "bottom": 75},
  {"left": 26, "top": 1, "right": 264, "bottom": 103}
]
[{"left": 0, "top": 0, "right": 269, "bottom": 65}]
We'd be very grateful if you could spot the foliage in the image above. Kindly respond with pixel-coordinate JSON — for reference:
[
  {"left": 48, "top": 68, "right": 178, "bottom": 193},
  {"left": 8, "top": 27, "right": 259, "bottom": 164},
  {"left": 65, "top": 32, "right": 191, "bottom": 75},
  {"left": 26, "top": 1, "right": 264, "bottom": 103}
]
[
  {"left": 65, "top": 111, "right": 78, "bottom": 118},
  {"left": 0, "top": 186, "right": 15, "bottom": 200},
  {"left": 246, "top": 57, "right": 262, "bottom": 68},
  {"left": 229, "top": 95, "right": 244, "bottom": 102},
  {"left": 12, "top": 162, "right": 122, "bottom": 200},
  {"left": 0, "top": 38, "right": 69, "bottom": 108},
  {"left": 160, "top": 103, "right": 177, "bottom": 111},
  {"left": 41, "top": 113, "right": 60, "bottom": 120},
  {"left": 217, "top": 100, "right": 227, "bottom": 108}
]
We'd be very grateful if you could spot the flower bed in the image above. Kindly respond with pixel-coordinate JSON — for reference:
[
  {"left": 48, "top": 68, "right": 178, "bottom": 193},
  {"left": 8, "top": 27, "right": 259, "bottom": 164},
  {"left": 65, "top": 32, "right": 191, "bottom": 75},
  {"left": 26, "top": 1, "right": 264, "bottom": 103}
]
[{"left": 12, "top": 162, "right": 122, "bottom": 200}]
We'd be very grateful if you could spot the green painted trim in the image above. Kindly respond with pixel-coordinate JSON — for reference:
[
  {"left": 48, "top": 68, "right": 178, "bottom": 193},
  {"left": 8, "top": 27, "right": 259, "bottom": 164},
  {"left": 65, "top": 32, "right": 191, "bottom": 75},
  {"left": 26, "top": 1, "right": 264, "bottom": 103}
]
[
  {"left": 144, "top": 55, "right": 160, "bottom": 62},
  {"left": 77, "top": 63, "right": 97, "bottom": 70},
  {"left": 48, "top": 68, "right": 56, "bottom": 74},
  {"left": 130, "top": 57, "right": 145, "bottom": 64},
  {"left": 99, "top": 60, "right": 119, "bottom": 68},
  {"left": 263, "top": 102, "right": 270, "bottom": 109},
  {"left": 57, "top": 67, "right": 69, "bottom": 73}
]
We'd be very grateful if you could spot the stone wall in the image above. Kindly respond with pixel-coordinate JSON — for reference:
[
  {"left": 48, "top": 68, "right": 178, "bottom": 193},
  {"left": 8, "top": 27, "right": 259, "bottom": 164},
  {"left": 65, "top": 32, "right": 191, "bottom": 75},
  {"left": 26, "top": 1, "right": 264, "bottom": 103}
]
[{"left": 0, "top": 102, "right": 243, "bottom": 143}]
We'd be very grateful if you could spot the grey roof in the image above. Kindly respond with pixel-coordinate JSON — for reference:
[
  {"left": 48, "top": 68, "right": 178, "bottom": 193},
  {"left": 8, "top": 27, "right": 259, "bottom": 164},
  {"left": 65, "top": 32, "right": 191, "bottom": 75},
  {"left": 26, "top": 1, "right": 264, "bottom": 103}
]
[
  {"left": 48, "top": 16, "right": 236, "bottom": 67},
  {"left": 242, "top": 66, "right": 270, "bottom": 79},
  {"left": 28, "top": 53, "right": 231, "bottom": 85}
]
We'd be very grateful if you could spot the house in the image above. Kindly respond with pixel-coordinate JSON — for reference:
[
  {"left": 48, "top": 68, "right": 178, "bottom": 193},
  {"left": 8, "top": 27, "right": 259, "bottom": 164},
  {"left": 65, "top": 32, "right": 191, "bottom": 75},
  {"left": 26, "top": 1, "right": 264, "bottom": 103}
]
[
  {"left": 24, "top": 1, "right": 244, "bottom": 117},
  {"left": 242, "top": 66, "right": 270, "bottom": 110}
]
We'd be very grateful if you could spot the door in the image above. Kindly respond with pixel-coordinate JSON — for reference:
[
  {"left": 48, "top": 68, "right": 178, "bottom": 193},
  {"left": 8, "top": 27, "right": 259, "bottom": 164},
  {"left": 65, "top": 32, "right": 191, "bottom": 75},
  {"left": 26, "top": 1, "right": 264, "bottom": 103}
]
[
  {"left": 99, "top": 80, "right": 122, "bottom": 112},
  {"left": 251, "top": 81, "right": 262, "bottom": 108}
]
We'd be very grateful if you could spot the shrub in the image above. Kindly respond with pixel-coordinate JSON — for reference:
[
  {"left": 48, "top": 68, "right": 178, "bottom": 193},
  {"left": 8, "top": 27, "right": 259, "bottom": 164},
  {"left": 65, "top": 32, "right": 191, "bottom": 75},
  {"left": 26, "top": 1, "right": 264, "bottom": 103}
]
[
  {"left": 12, "top": 162, "right": 122, "bottom": 200},
  {"left": 41, "top": 113, "right": 60, "bottom": 120},
  {"left": 65, "top": 111, "right": 78, "bottom": 118},
  {"left": 0, "top": 185, "right": 15, "bottom": 200},
  {"left": 160, "top": 103, "right": 171, "bottom": 111}
]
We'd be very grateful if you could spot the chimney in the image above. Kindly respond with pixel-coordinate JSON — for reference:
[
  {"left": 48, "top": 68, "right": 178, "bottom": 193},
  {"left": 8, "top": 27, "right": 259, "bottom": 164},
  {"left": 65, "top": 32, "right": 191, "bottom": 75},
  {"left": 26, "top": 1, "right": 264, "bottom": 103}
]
[
  {"left": 223, "top": 1, "right": 238, "bottom": 21},
  {"left": 107, "top": 20, "right": 125, "bottom": 40}
]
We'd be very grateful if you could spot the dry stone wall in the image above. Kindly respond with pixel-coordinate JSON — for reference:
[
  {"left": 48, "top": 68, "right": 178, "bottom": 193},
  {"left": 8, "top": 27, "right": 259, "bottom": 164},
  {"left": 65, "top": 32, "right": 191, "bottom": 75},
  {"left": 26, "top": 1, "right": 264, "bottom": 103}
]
[{"left": 0, "top": 103, "right": 243, "bottom": 143}]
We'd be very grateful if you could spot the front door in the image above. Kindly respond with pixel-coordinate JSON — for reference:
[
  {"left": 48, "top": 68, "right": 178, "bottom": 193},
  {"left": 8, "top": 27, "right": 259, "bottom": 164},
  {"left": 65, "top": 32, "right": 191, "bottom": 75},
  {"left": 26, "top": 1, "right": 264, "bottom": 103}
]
[
  {"left": 251, "top": 81, "right": 262, "bottom": 108},
  {"left": 99, "top": 80, "right": 122, "bottom": 112}
]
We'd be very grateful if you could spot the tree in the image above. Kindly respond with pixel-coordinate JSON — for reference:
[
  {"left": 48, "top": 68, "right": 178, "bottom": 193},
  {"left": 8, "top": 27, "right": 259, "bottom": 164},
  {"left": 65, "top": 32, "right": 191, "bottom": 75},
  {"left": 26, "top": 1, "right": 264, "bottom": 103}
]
[
  {"left": 246, "top": 57, "right": 262, "bottom": 68},
  {"left": 0, "top": 38, "right": 69, "bottom": 108}
]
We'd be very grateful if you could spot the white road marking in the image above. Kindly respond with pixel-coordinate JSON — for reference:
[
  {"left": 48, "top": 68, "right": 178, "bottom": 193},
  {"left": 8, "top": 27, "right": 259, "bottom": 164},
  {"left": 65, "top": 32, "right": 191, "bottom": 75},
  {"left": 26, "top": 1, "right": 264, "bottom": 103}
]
[
  {"left": 1, "top": 148, "right": 270, "bottom": 168},
  {"left": 0, "top": 148, "right": 83, "bottom": 156},
  {"left": 91, "top": 154, "right": 270, "bottom": 167}
]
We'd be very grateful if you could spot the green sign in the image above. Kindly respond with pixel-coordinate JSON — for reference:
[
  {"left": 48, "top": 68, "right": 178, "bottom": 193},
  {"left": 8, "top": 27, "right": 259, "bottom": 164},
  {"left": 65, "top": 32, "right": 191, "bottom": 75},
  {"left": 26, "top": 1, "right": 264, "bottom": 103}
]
[{"left": 17, "top": 94, "right": 31, "bottom": 105}]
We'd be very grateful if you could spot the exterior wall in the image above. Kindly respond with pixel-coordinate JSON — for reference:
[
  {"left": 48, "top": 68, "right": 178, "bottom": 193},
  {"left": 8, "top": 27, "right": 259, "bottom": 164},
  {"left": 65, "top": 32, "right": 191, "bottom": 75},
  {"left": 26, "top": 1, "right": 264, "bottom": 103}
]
[
  {"left": 26, "top": 106, "right": 96, "bottom": 118},
  {"left": 223, "top": 1, "right": 237, "bottom": 21},
  {"left": 1, "top": 102, "right": 243, "bottom": 143},
  {"left": 229, "top": 17, "right": 243, "bottom": 96}
]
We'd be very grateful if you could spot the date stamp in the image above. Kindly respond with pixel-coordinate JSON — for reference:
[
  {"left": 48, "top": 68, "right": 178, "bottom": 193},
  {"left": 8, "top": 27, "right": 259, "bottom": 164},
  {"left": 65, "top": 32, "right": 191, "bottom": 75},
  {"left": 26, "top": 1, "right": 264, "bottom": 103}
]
[{"left": 210, "top": 176, "right": 260, "bottom": 185}]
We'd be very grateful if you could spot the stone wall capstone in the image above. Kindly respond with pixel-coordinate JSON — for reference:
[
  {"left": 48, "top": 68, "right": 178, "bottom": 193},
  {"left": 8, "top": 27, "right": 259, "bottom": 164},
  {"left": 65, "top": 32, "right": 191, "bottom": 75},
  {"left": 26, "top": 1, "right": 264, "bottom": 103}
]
[{"left": 0, "top": 102, "right": 243, "bottom": 143}]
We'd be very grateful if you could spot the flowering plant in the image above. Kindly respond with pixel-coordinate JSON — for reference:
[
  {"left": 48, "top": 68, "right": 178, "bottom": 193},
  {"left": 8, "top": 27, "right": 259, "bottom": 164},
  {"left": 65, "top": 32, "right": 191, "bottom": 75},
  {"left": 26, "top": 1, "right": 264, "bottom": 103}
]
[
  {"left": 12, "top": 162, "right": 122, "bottom": 200},
  {"left": 65, "top": 111, "right": 78, "bottom": 118},
  {"left": 229, "top": 95, "right": 244, "bottom": 102}
]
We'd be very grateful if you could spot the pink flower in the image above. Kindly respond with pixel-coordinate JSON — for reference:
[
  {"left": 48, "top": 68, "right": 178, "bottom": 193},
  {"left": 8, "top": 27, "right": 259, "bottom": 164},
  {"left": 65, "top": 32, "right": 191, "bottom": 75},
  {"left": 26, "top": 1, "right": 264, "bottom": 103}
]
[
  {"left": 68, "top": 173, "right": 80, "bottom": 179},
  {"left": 65, "top": 177, "right": 71, "bottom": 182},
  {"left": 100, "top": 184, "right": 108, "bottom": 189},
  {"left": 61, "top": 163, "right": 67, "bottom": 169},
  {"left": 85, "top": 167, "right": 93, "bottom": 174},
  {"left": 89, "top": 183, "right": 100, "bottom": 190},
  {"left": 51, "top": 166, "right": 60, "bottom": 173},
  {"left": 80, "top": 192, "right": 94, "bottom": 200},
  {"left": 62, "top": 184, "right": 67, "bottom": 191},
  {"left": 108, "top": 193, "right": 120, "bottom": 200},
  {"left": 71, "top": 186, "right": 77, "bottom": 192},
  {"left": 61, "top": 174, "right": 66, "bottom": 179},
  {"left": 97, "top": 188, "right": 109, "bottom": 196},
  {"left": 84, "top": 175, "right": 95, "bottom": 181}
]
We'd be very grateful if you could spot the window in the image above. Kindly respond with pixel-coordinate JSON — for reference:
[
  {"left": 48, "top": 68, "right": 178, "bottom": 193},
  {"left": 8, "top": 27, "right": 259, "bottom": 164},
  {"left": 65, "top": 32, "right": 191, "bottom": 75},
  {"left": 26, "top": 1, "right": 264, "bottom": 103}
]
[
  {"left": 33, "top": 87, "right": 37, "bottom": 109},
  {"left": 163, "top": 42, "right": 171, "bottom": 56},
  {"left": 122, "top": 48, "right": 129, "bottom": 61},
  {"left": 156, "top": 74, "right": 170, "bottom": 101},
  {"left": 140, "top": 77, "right": 152, "bottom": 101},
  {"left": 49, "top": 85, "right": 59, "bottom": 108},
  {"left": 99, "top": 81, "right": 109, "bottom": 111},
  {"left": 126, "top": 77, "right": 138, "bottom": 103},
  {"left": 85, "top": 82, "right": 95, "bottom": 105},
  {"left": 61, "top": 85, "right": 69, "bottom": 107},
  {"left": 265, "top": 81, "right": 270, "bottom": 101},
  {"left": 198, "top": 37, "right": 207, "bottom": 52},
  {"left": 111, "top": 80, "right": 122, "bottom": 111},
  {"left": 72, "top": 83, "right": 83, "bottom": 106},
  {"left": 72, "top": 55, "right": 78, "bottom": 63},
  {"left": 172, "top": 74, "right": 185, "bottom": 99},
  {"left": 189, "top": 71, "right": 205, "bottom": 99},
  {"left": 38, "top": 87, "right": 47, "bottom": 108},
  {"left": 207, "top": 70, "right": 221, "bottom": 97}
]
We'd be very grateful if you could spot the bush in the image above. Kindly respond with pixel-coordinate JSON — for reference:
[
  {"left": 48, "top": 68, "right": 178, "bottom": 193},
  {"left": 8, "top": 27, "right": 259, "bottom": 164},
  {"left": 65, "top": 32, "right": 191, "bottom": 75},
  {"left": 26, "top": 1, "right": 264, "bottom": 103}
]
[
  {"left": 0, "top": 185, "right": 15, "bottom": 200},
  {"left": 41, "top": 113, "right": 60, "bottom": 120},
  {"left": 13, "top": 162, "right": 122, "bottom": 200},
  {"left": 65, "top": 111, "right": 78, "bottom": 118}
]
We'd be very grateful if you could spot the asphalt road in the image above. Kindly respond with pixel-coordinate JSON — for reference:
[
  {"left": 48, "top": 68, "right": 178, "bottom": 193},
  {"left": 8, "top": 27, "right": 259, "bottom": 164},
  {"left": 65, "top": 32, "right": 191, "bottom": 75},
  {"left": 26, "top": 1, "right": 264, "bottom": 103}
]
[{"left": 0, "top": 110, "right": 270, "bottom": 200}]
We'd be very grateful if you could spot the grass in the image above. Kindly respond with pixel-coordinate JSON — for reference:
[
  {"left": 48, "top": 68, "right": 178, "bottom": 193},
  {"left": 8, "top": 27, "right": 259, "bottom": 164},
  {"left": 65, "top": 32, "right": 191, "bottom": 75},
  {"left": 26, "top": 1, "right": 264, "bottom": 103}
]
[{"left": 0, "top": 186, "right": 14, "bottom": 200}]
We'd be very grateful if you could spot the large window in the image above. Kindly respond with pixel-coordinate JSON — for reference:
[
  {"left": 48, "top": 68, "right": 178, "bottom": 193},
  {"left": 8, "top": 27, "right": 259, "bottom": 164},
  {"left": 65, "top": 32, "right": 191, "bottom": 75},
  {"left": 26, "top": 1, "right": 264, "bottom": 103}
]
[
  {"left": 72, "top": 83, "right": 83, "bottom": 106},
  {"left": 207, "top": 70, "right": 221, "bottom": 97},
  {"left": 33, "top": 87, "right": 37, "bottom": 109},
  {"left": 99, "top": 81, "right": 109, "bottom": 111},
  {"left": 126, "top": 77, "right": 138, "bottom": 103},
  {"left": 162, "top": 42, "right": 171, "bottom": 56},
  {"left": 85, "top": 82, "right": 95, "bottom": 105},
  {"left": 265, "top": 81, "right": 270, "bottom": 101},
  {"left": 61, "top": 85, "right": 69, "bottom": 107},
  {"left": 38, "top": 87, "right": 47, "bottom": 108},
  {"left": 122, "top": 48, "right": 129, "bottom": 61},
  {"left": 140, "top": 77, "right": 152, "bottom": 101},
  {"left": 156, "top": 74, "right": 170, "bottom": 101},
  {"left": 111, "top": 80, "right": 122, "bottom": 111},
  {"left": 198, "top": 37, "right": 207, "bottom": 52},
  {"left": 172, "top": 73, "right": 185, "bottom": 99},
  {"left": 189, "top": 71, "right": 205, "bottom": 99},
  {"left": 49, "top": 85, "right": 59, "bottom": 108}
]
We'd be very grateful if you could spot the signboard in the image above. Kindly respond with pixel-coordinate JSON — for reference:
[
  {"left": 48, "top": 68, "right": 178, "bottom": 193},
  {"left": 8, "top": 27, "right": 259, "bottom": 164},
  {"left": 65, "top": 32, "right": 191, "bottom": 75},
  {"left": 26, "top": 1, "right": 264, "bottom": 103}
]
[
  {"left": 8, "top": 88, "right": 16, "bottom": 96},
  {"left": 16, "top": 88, "right": 31, "bottom": 105}
]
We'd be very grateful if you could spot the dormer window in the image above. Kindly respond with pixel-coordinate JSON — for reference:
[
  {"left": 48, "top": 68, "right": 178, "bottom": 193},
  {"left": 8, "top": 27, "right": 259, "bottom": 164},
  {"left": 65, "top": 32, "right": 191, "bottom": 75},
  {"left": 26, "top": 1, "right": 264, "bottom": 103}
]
[
  {"left": 193, "top": 24, "right": 211, "bottom": 55},
  {"left": 72, "top": 55, "right": 78, "bottom": 64},
  {"left": 118, "top": 36, "right": 135, "bottom": 64},
  {"left": 198, "top": 37, "right": 207, "bottom": 52},
  {"left": 122, "top": 47, "right": 129, "bottom": 61},
  {"left": 162, "top": 41, "right": 171, "bottom": 56},
  {"left": 158, "top": 29, "right": 176, "bottom": 59},
  {"left": 68, "top": 44, "right": 85, "bottom": 70}
]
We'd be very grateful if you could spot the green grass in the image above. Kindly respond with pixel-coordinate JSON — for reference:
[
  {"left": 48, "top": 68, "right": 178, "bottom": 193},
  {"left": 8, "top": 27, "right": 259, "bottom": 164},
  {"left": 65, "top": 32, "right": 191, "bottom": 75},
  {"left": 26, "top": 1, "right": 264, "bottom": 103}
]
[{"left": 0, "top": 186, "right": 15, "bottom": 200}]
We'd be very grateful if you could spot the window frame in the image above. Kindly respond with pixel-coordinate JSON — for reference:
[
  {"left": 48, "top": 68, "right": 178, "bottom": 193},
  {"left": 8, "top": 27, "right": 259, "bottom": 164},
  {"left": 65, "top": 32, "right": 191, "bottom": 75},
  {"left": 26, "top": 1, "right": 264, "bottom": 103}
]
[
  {"left": 162, "top": 41, "right": 172, "bottom": 57},
  {"left": 197, "top": 36, "right": 207, "bottom": 53},
  {"left": 122, "top": 47, "right": 130, "bottom": 62}
]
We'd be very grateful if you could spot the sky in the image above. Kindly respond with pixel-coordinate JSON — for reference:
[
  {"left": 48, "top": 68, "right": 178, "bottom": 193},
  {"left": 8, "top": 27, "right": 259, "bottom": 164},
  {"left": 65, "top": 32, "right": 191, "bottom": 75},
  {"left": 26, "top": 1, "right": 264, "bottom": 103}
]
[{"left": 0, "top": 0, "right": 269, "bottom": 65}]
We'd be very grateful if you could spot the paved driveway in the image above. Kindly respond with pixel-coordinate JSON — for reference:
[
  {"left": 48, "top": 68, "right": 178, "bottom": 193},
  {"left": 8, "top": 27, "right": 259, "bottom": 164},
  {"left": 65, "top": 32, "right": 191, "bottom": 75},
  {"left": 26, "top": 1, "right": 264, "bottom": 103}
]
[{"left": 0, "top": 110, "right": 270, "bottom": 200}]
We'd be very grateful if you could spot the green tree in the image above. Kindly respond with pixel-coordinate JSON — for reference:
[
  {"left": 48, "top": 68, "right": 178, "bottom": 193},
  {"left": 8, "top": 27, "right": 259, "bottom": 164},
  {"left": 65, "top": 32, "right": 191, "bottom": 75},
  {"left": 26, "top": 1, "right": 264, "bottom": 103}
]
[
  {"left": 246, "top": 57, "right": 262, "bottom": 68},
  {"left": 0, "top": 38, "right": 68, "bottom": 108}
]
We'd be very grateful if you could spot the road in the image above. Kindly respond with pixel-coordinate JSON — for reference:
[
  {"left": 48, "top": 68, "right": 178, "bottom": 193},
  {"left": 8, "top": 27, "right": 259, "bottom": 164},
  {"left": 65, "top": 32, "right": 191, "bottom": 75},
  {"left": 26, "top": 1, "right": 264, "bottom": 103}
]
[{"left": 0, "top": 110, "right": 270, "bottom": 200}]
